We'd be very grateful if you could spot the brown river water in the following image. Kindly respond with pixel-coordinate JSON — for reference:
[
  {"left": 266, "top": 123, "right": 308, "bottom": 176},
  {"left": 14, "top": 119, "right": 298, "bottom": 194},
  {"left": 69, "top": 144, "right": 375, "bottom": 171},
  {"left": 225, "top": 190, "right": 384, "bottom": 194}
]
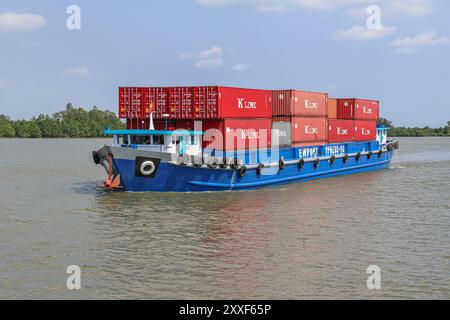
[{"left": 0, "top": 137, "right": 449, "bottom": 299}]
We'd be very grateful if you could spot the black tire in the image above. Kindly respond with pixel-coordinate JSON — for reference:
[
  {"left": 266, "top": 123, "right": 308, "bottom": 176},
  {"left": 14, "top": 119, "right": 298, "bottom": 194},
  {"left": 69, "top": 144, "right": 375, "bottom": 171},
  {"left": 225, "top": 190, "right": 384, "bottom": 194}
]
[
  {"left": 256, "top": 163, "right": 264, "bottom": 176},
  {"left": 220, "top": 158, "right": 228, "bottom": 169},
  {"left": 298, "top": 159, "right": 305, "bottom": 170},
  {"left": 279, "top": 157, "right": 285, "bottom": 170},
  {"left": 330, "top": 155, "right": 336, "bottom": 164},
  {"left": 92, "top": 151, "right": 100, "bottom": 165},
  {"left": 314, "top": 159, "right": 320, "bottom": 169},
  {"left": 343, "top": 154, "right": 349, "bottom": 163},
  {"left": 238, "top": 166, "right": 247, "bottom": 177},
  {"left": 230, "top": 158, "right": 242, "bottom": 170}
]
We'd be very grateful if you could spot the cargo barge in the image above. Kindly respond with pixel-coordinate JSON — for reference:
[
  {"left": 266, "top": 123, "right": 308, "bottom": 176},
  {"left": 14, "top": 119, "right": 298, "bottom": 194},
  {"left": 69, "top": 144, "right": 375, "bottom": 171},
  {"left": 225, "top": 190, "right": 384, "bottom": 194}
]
[{"left": 92, "top": 86, "right": 398, "bottom": 192}]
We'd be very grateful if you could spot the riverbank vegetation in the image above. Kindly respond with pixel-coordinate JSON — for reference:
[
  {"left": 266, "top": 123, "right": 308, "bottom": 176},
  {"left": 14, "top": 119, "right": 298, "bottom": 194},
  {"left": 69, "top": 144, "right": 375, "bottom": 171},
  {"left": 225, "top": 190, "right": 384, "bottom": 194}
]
[
  {"left": 0, "top": 104, "right": 124, "bottom": 138},
  {"left": 377, "top": 118, "right": 450, "bottom": 137}
]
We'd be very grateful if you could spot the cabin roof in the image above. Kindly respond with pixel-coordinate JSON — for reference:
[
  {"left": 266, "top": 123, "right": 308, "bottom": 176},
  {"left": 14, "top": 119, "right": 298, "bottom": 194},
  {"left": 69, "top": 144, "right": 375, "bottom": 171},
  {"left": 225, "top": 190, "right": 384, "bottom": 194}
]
[{"left": 104, "top": 129, "right": 204, "bottom": 136}]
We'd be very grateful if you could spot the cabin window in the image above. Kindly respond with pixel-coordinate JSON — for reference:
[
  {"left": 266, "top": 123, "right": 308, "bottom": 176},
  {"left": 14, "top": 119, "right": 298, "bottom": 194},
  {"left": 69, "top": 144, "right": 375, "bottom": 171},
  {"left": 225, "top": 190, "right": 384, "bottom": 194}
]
[
  {"left": 153, "top": 135, "right": 164, "bottom": 145},
  {"left": 172, "top": 136, "right": 180, "bottom": 145},
  {"left": 118, "top": 135, "right": 129, "bottom": 145}
]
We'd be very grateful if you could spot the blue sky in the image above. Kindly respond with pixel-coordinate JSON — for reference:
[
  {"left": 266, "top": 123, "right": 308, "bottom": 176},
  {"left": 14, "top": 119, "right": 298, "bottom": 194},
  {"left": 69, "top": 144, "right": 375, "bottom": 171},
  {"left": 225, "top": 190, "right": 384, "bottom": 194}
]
[{"left": 0, "top": 0, "right": 449, "bottom": 126}]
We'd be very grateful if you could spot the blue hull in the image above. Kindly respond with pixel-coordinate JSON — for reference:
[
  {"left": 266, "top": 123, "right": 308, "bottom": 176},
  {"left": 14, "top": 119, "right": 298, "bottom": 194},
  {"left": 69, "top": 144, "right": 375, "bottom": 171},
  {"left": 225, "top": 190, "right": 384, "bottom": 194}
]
[{"left": 112, "top": 151, "right": 394, "bottom": 192}]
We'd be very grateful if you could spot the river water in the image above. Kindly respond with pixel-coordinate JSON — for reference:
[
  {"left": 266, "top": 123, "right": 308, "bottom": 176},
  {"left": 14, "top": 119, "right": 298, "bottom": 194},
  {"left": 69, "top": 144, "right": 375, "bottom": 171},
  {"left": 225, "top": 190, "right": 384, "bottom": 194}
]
[{"left": 0, "top": 138, "right": 449, "bottom": 299}]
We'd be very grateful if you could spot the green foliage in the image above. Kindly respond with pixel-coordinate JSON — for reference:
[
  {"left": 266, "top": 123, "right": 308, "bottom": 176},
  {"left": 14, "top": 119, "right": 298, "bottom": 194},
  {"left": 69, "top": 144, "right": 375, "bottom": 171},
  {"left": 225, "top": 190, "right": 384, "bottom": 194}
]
[
  {"left": 14, "top": 121, "right": 42, "bottom": 138},
  {"left": 388, "top": 122, "right": 450, "bottom": 137},
  {"left": 1, "top": 104, "right": 125, "bottom": 138},
  {"left": 0, "top": 115, "right": 16, "bottom": 138},
  {"left": 376, "top": 117, "right": 450, "bottom": 137}
]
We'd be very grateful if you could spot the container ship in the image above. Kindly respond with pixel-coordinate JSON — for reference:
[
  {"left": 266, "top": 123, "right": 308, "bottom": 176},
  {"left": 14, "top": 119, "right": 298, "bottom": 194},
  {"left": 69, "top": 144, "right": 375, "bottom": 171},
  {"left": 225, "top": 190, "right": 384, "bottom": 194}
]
[{"left": 92, "top": 86, "right": 399, "bottom": 192}]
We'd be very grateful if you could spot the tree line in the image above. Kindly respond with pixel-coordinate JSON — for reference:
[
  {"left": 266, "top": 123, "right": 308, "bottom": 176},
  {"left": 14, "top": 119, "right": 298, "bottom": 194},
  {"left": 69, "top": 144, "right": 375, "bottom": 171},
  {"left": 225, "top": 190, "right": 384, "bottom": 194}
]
[
  {"left": 0, "top": 106, "right": 448, "bottom": 138},
  {"left": 377, "top": 118, "right": 450, "bottom": 137},
  {"left": 0, "top": 104, "right": 125, "bottom": 138}
]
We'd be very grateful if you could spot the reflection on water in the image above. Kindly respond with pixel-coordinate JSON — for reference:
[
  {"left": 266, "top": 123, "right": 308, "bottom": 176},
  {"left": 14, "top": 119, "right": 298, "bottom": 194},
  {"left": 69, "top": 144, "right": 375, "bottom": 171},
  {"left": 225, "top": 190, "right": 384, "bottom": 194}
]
[{"left": 0, "top": 138, "right": 449, "bottom": 299}]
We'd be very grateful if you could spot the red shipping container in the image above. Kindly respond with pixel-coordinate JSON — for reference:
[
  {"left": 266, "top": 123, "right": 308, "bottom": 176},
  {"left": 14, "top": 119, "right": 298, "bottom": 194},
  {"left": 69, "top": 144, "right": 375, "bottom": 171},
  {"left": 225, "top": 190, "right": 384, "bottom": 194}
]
[
  {"left": 272, "top": 90, "right": 328, "bottom": 117},
  {"left": 168, "top": 87, "right": 194, "bottom": 119},
  {"left": 119, "top": 87, "right": 147, "bottom": 119},
  {"left": 119, "top": 87, "right": 149, "bottom": 119},
  {"left": 148, "top": 87, "right": 169, "bottom": 119},
  {"left": 272, "top": 116, "right": 328, "bottom": 143},
  {"left": 125, "top": 86, "right": 272, "bottom": 120},
  {"left": 354, "top": 120, "right": 377, "bottom": 141},
  {"left": 195, "top": 86, "right": 272, "bottom": 119},
  {"left": 292, "top": 117, "right": 328, "bottom": 143},
  {"left": 199, "top": 118, "right": 272, "bottom": 151},
  {"left": 328, "top": 119, "right": 355, "bottom": 143},
  {"left": 328, "top": 98, "right": 338, "bottom": 119},
  {"left": 337, "top": 99, "right": 379, "bottom": 120}
]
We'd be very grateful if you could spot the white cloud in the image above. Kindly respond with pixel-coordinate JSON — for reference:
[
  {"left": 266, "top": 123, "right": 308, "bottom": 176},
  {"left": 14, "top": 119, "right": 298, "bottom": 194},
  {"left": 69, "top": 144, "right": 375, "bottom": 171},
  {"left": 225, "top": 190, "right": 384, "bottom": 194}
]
[
  {"left": 0, "top": 12, "right": 46, "bottom": 32},
  {"left": 232, "top": 63, "right": 251, "bottom": 71},
  {"left": 344, "top": 0, "right": 434, "bottom": 18},
  {"left": 181, "top": 46, "right": 225, "bottom": 68},
  {"left": 196, "top": 0, "right": 369, "bottom": 11},
  {"left": 388, "top": 0, "right": 433, "bottom": 17},
  {"left": 196, "top": 46, "right": 224, "bottom": 59},
  {"left": 334, "top": 25, "right": 397, "bottom": 41},
  {"left": 195, "top": 59, "right": 224, "bottom": 68},
  {"left": 65, "top": 67, "right": 90, "bottom": 77},
  {"left": 390, "top": 31, "right": 449, "bottom": 54},
  {"left": 197, "top": 0, "right": 435, "bottom": 17},
  {"left": 343, "top": 7, "right": 368, "bottom": 18}
]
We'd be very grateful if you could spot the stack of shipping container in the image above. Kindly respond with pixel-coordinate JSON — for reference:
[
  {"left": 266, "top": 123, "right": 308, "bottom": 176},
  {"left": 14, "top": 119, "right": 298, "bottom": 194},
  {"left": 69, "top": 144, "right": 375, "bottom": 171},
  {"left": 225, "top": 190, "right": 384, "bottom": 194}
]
[
  {"left": 119, "top": 86, "right": 380, "bottom": 151},
  {"left": 272, "top": 90, "right": 328, "bottom": 147},
  {"left": 327, "top": 98, "right": 379, "bottom": 143},
  {"left": 120, "top": 86, "right": 272, "bottom": 151}
]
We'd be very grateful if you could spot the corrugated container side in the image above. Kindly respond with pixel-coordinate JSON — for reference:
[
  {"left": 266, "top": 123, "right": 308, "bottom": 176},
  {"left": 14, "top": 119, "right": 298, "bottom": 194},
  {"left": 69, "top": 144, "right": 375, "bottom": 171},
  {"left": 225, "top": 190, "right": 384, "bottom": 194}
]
[
  {"left": 272, "top": 90, "right": 291, "bottom": 116},
  {"left": 327, "top": 98, "right": 338, "bottom": 119},
  {"left": 119, "top": 87, "right": 146, "bottom": 119},
  {"left": 354, "top": 120, "right": 377, "bottom": 141},
  {"left": 291, "top": 117, "right": 328, "bottom": 143},
  {"left": 337, "top": 99, "right": 379, "bottom": 120},
  {"left": 119, "top": 88, "right": 126, "bottom": 118},
  {"left": 272, "top": 90, "right": 327, "bottom": 116},
  {"left": 218, "top": 87, "right": 272, "bottom": 119},
  {"left": 194, "top": 86, "right": 219, "bottom": 119},
  {"left": 272, "top": 116, "right": 291, "bottom": 123},
  {"left": 200, "top": 118, "right": 272, "bottom": 151},
  {"left": 293, "top": 91, "right": 328, "bottom": 117},
  {"left": 149, "top": 87, "right": 169, "bottom": 119},
  {"left": 328, "top": 119, "right": 355, "bottom": 143},
  {"left": 168, "top": 87, "right": 194, "bottom": 119}
]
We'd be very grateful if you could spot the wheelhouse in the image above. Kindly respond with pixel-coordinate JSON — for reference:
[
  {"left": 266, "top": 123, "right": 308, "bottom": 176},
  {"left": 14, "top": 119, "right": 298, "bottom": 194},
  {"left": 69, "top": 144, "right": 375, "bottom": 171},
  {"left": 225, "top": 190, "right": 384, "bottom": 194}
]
[
  {"left": 376, "top": 127, "right": 390, "bottom": 145},
  {"left": 104, "top": 129, "right": 203, "bottom": 156}
]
